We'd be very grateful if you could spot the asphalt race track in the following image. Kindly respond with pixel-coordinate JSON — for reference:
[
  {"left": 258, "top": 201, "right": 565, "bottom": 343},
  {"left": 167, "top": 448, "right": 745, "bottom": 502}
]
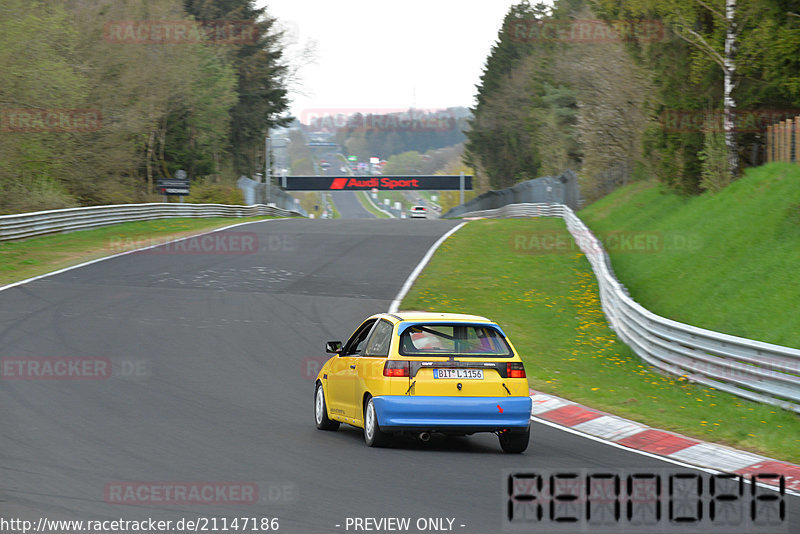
[
  {"left": 0, "top": 218, "right": 797, "bottom": 533},
  {"left": 329, "top": 191, "right": 375, "bottom": 219}
]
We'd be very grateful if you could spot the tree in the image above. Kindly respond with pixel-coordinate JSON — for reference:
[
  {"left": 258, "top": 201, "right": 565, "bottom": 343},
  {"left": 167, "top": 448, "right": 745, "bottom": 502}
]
[
  {"left": 0, "top": 0, "right": 86, "bottom": 212},
  {"left": 551, "top": 12, "right": 652, "bottom": 200},
  {"left": 322, "top": 109, "right": 468, "bottom": 161},
  {"left": 184, "top": 0, "right": 292, "bottom": 176},
  {"left": 665, "top": 0, "right": 740, "bottom": 178},
  {"left": 466, "top": 1, "right": 551, "bottom": 189},
  {"left": 382, "top": 151, "right": 424, "bottom": 175},
  {"left": 68, "top": 0, "right": 219, "bottom": 201},
  {"left": 698, "top": 123, "right": 730, "bottom": 192},
  {"left": 161, "top": 45, "right": 238, "bottom": 180},
  {"left": 592, "top": 0, "right": 755, "bottom": 190},
  {"left": 723, "top": 0, "right": 738, "bottom": 177},
  {"left": 0, "top": 0, "right": 293, "bottom": 212}
]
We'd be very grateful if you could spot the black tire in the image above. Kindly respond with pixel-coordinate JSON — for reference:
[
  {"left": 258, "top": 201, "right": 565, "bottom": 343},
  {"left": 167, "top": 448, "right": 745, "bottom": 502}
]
[
  {"left": 499, "top": 426, "right": 530, "bottom": 453},
  {"left": 314, "top": 383, "right": 339, "bottom": 431},
  {"left": 363, "top": 397, "right": 390, "bottom": 447}
]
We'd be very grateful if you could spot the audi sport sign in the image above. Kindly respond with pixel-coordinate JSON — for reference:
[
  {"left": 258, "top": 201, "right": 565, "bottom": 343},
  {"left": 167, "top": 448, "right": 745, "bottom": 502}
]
[{"left": 283, "top": 175, "right": 472, "bottom": 191}]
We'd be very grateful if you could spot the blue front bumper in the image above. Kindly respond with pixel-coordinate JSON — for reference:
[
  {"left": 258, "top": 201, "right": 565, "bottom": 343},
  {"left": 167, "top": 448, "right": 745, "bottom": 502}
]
[{"left": 371, "top": 396, "right": 532, "bottom": 432}]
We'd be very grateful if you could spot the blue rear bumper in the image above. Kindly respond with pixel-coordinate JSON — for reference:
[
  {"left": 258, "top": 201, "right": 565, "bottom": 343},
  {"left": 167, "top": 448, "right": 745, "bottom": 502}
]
[{"left": 371, "top": 396, "right": 532, "bottom": 432}]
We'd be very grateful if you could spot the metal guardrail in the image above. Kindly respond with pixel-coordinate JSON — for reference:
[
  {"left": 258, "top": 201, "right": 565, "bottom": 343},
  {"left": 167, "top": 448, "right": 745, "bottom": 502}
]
[
  {"left": 455, "top": 202, "right": 800, "bottom": 413},
  {"left": 441, "top": 170, "right": 581, "bottom": 218},
  {"left": 0, "top": 203, "right": 304, "bottom": 242},
  {"left": 359, "top": 192, "right": 396, "bottom": 218},
  {"left": 455, "top": 203, "right": 566, "bottom": 219},
  {"left": 237, "top": 176, "right": 308, "bottom": 216}
]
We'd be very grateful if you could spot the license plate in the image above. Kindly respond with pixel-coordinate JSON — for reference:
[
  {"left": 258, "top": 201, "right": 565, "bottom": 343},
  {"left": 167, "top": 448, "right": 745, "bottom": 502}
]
[{"left": 433, "top": 368, "right": 484, "bottom": 380}]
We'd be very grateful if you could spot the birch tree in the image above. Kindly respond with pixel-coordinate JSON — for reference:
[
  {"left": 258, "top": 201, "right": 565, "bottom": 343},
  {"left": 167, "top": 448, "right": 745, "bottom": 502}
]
[
  {"left": 723, "top": 0, "right": 738, "bottom": 177},
  {"left": 670, "top": 0, "right": 739, "bottom": 178},
  {"left": 595, "top": 0, "right": 740, "bottom": 185}
]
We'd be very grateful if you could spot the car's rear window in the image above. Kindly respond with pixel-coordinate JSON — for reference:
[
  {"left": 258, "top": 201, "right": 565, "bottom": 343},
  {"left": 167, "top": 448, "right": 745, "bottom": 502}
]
[{"left": 398, "top": 324, "right": 512, "bottom": 357}]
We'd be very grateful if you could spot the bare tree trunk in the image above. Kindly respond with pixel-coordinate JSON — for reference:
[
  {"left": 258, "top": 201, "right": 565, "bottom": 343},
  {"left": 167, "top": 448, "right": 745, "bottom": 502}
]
[
  {"left": 724, "top": 0, "right": 738, "bottom": 177},
  {"left": 146, "top": 129, "right": 155, "bottom": 195},
  {"left": 158, "top": 115, "right": 167, "bottom": 179}
]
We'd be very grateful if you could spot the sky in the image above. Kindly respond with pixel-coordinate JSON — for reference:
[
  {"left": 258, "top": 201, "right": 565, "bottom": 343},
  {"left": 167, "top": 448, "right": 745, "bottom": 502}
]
[{"left": 258, "top": 0, "right": 533, "bottom": 120}]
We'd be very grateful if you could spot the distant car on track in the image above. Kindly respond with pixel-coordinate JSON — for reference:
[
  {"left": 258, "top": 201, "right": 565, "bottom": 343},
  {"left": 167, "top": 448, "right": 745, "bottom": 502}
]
[
  {"left": 313, "top": 312, "right": 532, "bottom": 452},
  {"left": 409, "top": 205, "right": 428, "bottom": 218}
]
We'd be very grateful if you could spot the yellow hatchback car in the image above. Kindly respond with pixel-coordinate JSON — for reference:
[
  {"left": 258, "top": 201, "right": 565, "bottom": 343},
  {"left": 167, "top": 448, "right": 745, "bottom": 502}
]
[{"left": 314, "top": 311, "right": 532, "bottom": 453}]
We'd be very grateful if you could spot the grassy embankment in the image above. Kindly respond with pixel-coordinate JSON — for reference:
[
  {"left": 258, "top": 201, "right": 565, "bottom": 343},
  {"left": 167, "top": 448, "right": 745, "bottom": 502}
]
[
  {"left": 357, "top": 192, "right": 392, "bottom": 218},
  {"left": 401, "top": 163, "right": 800, "bottom": 462}
]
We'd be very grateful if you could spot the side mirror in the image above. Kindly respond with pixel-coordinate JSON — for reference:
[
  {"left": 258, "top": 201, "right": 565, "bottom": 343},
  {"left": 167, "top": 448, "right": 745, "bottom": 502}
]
[{"left": 326, "top": 341, "right": 343, "bottom": 354}]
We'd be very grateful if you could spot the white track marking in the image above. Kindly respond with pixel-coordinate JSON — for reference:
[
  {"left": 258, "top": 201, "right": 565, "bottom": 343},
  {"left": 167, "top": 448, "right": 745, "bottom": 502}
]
[
  {"left": 530, "top": 415, "right": 799, "bottom": 497},
  {"left": 388, "top": 222, "right": 467, "bottom": 313}
]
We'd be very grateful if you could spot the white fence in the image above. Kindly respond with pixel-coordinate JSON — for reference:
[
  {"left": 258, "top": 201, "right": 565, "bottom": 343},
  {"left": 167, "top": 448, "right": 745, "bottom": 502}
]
[
  {"left": 0, "top": 203, "right": 304, "bottom": 242},
  {"left": 456, "top": 202, "right": 800, "bottom": 413}
]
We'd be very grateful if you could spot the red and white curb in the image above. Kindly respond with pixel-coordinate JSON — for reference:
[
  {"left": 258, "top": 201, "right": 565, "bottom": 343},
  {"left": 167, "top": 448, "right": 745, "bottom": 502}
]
[{"left": 530, "top": 390, "right": 800, "bottom": 494}]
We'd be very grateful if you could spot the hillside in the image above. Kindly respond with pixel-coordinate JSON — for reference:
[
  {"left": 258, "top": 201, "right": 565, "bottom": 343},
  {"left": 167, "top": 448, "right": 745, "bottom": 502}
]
[{"left": 579, "top": 163, "right": 800, "bottom": 348}]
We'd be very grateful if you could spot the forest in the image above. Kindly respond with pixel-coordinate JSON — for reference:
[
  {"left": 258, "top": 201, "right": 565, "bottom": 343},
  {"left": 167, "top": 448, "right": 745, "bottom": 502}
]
[
  {"left": 5, "top": 0, "right": 798, "bottom": 214},
  {"left": 466, "top": 0, "right": 800, "bottom": 199},
  {"left": 0, "top": 0, "right": 291, "bottom": 214}
]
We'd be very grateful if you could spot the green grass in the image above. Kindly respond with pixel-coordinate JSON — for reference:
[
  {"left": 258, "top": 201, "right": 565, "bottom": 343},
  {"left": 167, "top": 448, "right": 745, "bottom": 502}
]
[
  {"left": 357, "top": 192, "right": 392, "bottom": 218},
  {"left": 579, "top": 163, "right": 800, "bottom": 348},
  {"left": 376, "top": 190, "right": 413, "bottom": 211},
  {"left": 293, "top": 191, "right": 325, "bottom": 217},
  {"left": 0, "top": 217, "right": 277, "bottom": 286},
  {"left": 401, "top": 218, "right": 800, "bottom": 462}
]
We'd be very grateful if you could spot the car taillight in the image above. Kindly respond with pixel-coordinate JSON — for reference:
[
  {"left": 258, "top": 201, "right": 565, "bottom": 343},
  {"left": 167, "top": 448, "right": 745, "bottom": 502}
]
[
  {"left": 383, "top": 361, "right": 410, "bottom": 377},
  {"left": 507, "top": 362, "right": 526, "bottom": 378}
]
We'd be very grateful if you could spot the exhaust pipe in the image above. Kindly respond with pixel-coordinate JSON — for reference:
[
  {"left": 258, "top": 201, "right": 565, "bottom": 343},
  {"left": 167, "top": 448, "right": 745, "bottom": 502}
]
[{"left": 419, "top": 432, "right": 431, "bottom": 442}]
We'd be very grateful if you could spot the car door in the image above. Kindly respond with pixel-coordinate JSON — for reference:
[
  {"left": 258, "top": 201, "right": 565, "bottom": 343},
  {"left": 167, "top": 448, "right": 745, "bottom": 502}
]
[
  {"left": 327, "top": 319, "right": 376, "bottom": 420},
  {"left": 354, "top": 319, "right": 395, "bottom": 424}
]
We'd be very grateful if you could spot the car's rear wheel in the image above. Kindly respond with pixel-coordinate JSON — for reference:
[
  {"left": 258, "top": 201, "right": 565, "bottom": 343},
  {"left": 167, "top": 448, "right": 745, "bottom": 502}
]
[
  {"left": 363, "top": 397, "right": 389, "bottom": 447},
  {"left": 314, "top": 383, "right": 339, "bottom": 431},
  {"left": 499, "top": 427, "right": 530, "bottom": 453}
]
